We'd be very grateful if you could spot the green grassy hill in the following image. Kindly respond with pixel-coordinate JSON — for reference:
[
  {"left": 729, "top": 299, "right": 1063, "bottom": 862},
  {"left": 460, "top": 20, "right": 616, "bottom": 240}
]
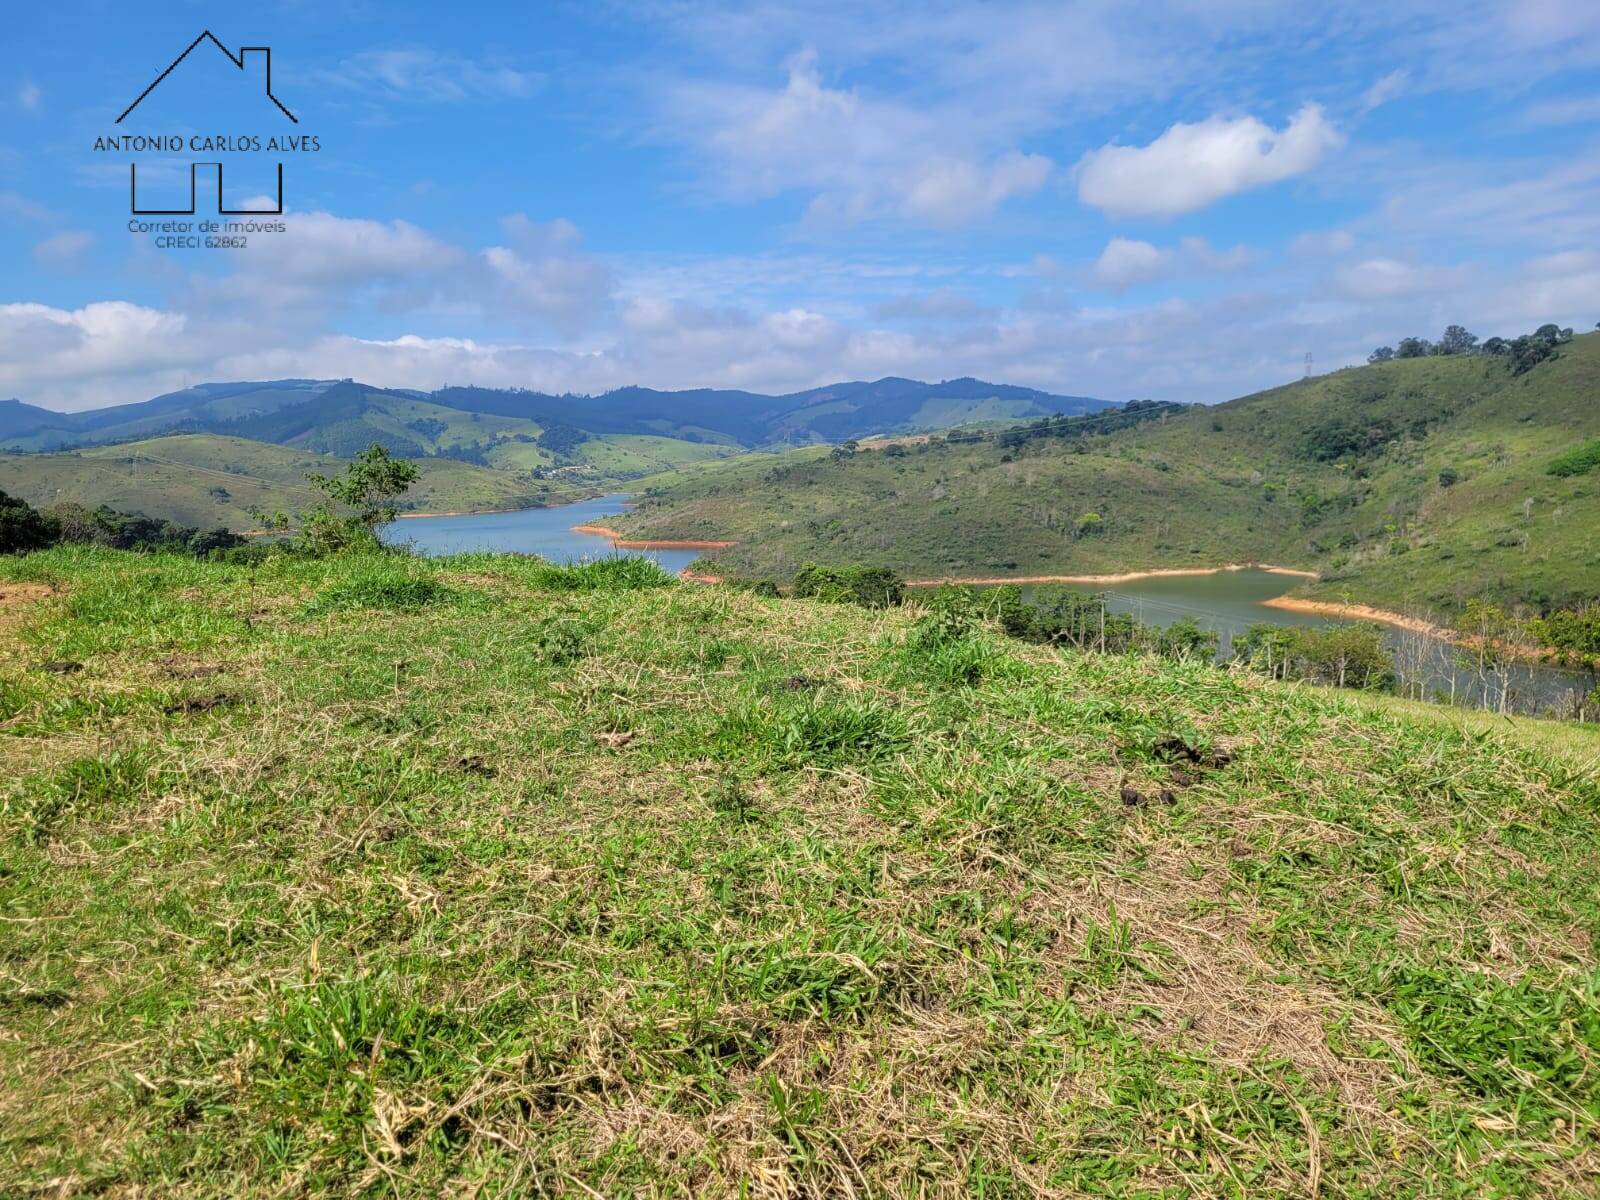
[
  {"left": 617, "top": 333, "right": 1600, "bottom": 615},
  {"left": 0, "top": 435, "right": 557, "bottom": 529},
  {"left": 2, "top": 547, "right": 1598, "bottom": 1195}
]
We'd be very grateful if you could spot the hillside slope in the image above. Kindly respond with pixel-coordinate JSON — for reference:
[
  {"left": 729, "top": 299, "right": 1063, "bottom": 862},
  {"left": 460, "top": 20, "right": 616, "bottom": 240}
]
[
  {"left": 0, "top": 434, "right": 556, "bottom": 529},
  {"left": 617, "top": 333, "right": 1600, "bottom": 614},
  {"left": 1, "top": 548, "right": 1597, "bottom": 1195}
]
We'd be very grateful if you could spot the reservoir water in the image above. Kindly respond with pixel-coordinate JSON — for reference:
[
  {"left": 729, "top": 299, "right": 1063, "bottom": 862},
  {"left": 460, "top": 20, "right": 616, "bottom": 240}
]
[
  {"left": 1032, "top": 569, "right": 1587, "bottom": 718},
  {"left": 381, "top": 493, "right": 703, "bottom": 575}
]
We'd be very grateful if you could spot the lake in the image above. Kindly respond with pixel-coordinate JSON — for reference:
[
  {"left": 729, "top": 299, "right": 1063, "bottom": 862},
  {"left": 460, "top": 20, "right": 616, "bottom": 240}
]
[
  {"left": 1031, "top": 569, "right": 1588, "bottom": 718},
  {"left": 381, "top": 493, "right": 704, "bottom": 575}
]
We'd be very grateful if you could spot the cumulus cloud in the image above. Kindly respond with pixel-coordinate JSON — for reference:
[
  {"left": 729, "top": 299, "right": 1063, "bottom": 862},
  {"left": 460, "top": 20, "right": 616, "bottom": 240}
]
[
  {"left": 1090, "top": 236, "right": 1251, "bottom": 289},
  {"left": 0, "top": 302, "right": 196, "bottom": 407},
  {"left": 1076, "top": 104, "right": 1343, "bottom": 218}
]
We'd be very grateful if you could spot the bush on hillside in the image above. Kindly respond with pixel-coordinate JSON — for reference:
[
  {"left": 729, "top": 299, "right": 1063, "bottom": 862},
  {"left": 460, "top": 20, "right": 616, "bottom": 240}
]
[
  {"left": 792, "top": 562, "right": 905, "bottom": 608},
  {"left": 1546, "top": 439, "right": 1600, "bottom": 478},
  {"left": 1, "top": 489, "right": 58, "bottom": 555},
  {"left": 44, "top": 502, "right": 245, "bottom": 556}
]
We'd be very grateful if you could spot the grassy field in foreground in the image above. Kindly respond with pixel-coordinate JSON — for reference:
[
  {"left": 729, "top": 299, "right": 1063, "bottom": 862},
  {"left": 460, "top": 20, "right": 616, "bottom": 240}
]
[{"left": 2, "top": 549, "right": 1598, "bottom": 1196}]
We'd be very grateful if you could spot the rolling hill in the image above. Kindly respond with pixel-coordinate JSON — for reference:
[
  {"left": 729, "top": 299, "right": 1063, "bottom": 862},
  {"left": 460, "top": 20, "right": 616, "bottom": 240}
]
[
  {"left": 0, "top": 376, "right": 1108, "bottom": 455},
  {"left": 613, "top": 333, "right": 1600, "bottom": 616},
  {"left": 0, "top": 435, "right": 559, "bottom": 530}
]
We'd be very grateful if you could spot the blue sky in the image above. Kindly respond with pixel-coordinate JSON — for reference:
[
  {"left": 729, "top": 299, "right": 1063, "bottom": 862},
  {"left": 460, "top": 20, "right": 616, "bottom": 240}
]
[{"left": 3, "top": 0, "right": 1599, "bottom": 410}]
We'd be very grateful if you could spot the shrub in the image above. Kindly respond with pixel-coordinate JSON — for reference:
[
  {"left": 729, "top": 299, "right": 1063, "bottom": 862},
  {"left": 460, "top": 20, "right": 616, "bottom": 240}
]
[
  {"left": 1157, "top": 617, "right": 1219, "bottom": 662},
  {"left": 791, "top": 563, "right": 904, "bottom": 608},
  {"left": 1546, "top": 439, "right": 1600, "bottom": 479},
  {"left": 524, "top": 618, "right": 592, "bottom": 666},
  {"left": 522, "top": 556, "right": 675, "bottom": 591},
  {"left": 0, "top": 489, "right": 57, "bottom": 555},
  {"left": 298, "top": 444, "right": 420, "bottom": 555}
]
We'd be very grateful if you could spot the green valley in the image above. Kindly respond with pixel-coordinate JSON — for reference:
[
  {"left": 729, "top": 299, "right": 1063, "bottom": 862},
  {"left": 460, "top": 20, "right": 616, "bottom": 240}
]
[{"left": 615, "top": 332, "right": 1600, "bottom": 618}]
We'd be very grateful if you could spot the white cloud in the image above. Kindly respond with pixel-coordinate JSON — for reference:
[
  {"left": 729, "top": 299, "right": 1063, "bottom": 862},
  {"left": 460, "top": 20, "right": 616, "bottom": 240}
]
[
  {"left": 1520, "top": 95, "right": 1600, "bottom": 126},
  {"left": 1090, "top": 236, "right": 1251, "bottom": 289},
  {"left": 481, "top": 215, "right": 614, "bottom": 335},
  {"left": 1076, "top": 104, "right": 1343, "bottom": 218},
  {"left": 1334, "top": 257, "right": 1461, "bottom": 299},
  {"left": 1092, "top": 238, "right": 1169, "bottom": 288},
  {"left": 238, "top": 212, "right": 459, "bottom": 288},
  {"left": 0, "top": 190, "right": 54, "bottom": 222},
  {"left": 1360, "top": 70, "right": 1408, "bottom": 113},
  {"left": 0, "top": 302, "right": 195, "bottom": 407},
  {"left": 18, "top": 82, "right": 40, "bottom": 111},
  {"left": 323, "top": 49, "right": 542, "bottom": 103},
  {"left": 1290, "top": 229, "right": 1355, "bottom": 256},
  {"left": 898, "top": 152, "right": 1051, "bottom": 227},
  {"left": 873, "top": 288, "right": 992, "bottom": 321},
  {"left": 33, "top": 231, "right": 94, "bottom": 272},
  {"left": 665, "top": 49, "right": 1052, "bottom": 228}
]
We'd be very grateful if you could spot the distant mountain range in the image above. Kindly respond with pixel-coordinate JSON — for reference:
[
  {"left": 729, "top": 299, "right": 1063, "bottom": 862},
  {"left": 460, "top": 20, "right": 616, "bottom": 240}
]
[{"left": 0, "top": 377, "right": 1109, "bottom": 455}]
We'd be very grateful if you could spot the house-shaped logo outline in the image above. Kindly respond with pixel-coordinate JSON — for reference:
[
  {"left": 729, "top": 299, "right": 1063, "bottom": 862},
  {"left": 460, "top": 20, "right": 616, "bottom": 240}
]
[
  {"left": 118, "top": 30, "right": 297, "bottom": 124},
  {"left": 120, "top": 31, "right": 295, "bottom": 216}
]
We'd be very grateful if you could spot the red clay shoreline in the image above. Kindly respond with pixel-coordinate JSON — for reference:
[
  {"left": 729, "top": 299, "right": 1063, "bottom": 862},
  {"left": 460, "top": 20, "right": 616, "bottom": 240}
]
[
  {"left": 903, "top": 562, "right": 1319, "bottom": 588},
  {"left": 570, "top": 523, "right": 737, "bottom": 550}
]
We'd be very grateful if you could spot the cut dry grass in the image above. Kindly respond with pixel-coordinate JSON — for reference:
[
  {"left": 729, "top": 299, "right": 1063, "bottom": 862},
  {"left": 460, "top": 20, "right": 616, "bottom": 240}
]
[{"left": 2, "top": 547, "right": 1598, "bottom": 1197}]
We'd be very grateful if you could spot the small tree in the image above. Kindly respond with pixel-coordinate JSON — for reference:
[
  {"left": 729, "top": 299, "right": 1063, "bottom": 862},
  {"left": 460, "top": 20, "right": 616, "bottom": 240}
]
[
  {"left": 1438, "top": 324, "right": 1478, "bottom": 355},
  {"left": 1508, "top": 335, "right": 1557, "bottom": 375},
  {"left": 1395, "top": 336, "right": 1433, "bottom": 358},
  {"left": 300, "top": 443, "right": 420, "bottom": 553},
  {"left": 0, "top": 489, "right": 57, "bottom": 555},
  {"left": 1368, "top": 346, "right": 1395, "bottom": 363}
]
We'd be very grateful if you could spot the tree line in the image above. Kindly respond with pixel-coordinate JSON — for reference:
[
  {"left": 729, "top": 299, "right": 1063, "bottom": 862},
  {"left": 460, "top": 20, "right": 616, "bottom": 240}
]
[{"left": 1368, "top": 322, "right": 1585, "bottom": 375}]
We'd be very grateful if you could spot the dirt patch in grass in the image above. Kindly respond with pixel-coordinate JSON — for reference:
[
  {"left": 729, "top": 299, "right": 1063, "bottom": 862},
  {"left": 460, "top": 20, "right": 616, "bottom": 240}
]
[{"left": 0, "top": 582, "right": 55, "bottom": 637}]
